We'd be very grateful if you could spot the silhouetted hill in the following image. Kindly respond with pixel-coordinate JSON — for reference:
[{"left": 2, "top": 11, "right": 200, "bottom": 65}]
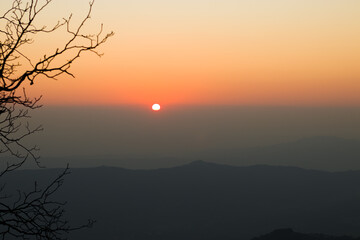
[
  {"left": 3, "top": 162, "right": 360, "bottom": 240},
  {"left": 208, "top": 136, "right": 360, "bottom": 171},
  {"left": 252, "top": 229, "right": 360, "bottom": 240}
]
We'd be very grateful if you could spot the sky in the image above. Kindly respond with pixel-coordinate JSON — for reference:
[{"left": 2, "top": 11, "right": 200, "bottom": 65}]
[
  {"left": 1, "top": 0, "right": 360, "bottom": 170},
  {"left": 2, "top": 0, "right": 359, "bottom": 107}
]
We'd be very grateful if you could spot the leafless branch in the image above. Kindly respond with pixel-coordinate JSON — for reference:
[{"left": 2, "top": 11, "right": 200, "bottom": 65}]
[
  {"left": 0, "top": 0, "right": 112, "bottom": 238},
  {"left": 0, "top": 165, "right": 95, "bottom": 240}
]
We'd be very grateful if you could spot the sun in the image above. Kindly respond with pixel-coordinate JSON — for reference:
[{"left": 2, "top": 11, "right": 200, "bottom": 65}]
[{"left": 152, "top": 103, "right": 161, "bottom": 111}]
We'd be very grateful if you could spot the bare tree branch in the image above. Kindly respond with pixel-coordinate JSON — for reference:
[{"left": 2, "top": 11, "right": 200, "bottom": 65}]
[
  {"left": 0, "top": 0, "right": 114, "bottom": 90},
  {"left": 0, "top": 165, "right": 95, "bottom": 240},
  {"left": 0, "top": 0, "right": 112, "bottom": 238}
]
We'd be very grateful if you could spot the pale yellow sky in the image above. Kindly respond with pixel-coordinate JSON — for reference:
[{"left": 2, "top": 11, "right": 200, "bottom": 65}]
[{"left": 2, "top": 0, "right": 360, "bottom": 106}]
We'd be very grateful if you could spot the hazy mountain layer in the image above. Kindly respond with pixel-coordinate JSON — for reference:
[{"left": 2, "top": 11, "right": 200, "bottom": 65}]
[
  {"left": 22, "top": 136, "right": 360, "bottom": 171},
  {"left": 212, "top": 136, "right": 360, "bottom": 171}
]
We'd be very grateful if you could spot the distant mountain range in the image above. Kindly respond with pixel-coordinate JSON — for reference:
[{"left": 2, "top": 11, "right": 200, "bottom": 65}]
[
  {"left": 22, "top": 136, "right": 360, "bottom": 171},
  {"left": 206, "top": 136, "right": 360, "bottom": 171},
  {"left": 3, "top": 161, "right": 360, "bottom": 240}
]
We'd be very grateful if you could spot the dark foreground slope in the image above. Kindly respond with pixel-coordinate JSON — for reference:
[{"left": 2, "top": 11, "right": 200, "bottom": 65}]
[
  {"left": 3, "top": 161, "right": 360, "bottom": 240},
  {"left": 252, "top": 229, "right": 360, "bottom": 240}
]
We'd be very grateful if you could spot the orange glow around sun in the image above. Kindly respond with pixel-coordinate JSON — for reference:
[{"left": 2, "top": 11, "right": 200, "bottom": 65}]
[{"left": 23, "top": 0, "right": 360, "bottom": 107}]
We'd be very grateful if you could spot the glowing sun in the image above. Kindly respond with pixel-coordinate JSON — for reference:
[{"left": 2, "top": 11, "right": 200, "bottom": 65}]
[{"left": 152, "top": 103, "right": 161, "bottom": 111}]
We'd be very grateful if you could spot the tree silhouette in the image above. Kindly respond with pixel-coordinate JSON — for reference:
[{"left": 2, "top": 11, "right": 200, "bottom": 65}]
[{"left": 0, "top": 0, "right": 113, "bottom": 239}]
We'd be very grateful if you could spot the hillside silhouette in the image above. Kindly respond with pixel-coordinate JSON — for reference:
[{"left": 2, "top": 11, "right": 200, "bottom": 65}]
[
  {"left": 207, "top": 136, "right": 360, "bottom": 171},
  {"left": 3, "top": 161, "right": 360, "bottom": 240},
  {"left": 252, "top": 229, "right": 360, "bottom": 240}
]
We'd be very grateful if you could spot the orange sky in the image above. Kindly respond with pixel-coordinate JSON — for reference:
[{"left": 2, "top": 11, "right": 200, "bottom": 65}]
[{"left": 3, "top": 0, "right": 360, "bottom": 106}]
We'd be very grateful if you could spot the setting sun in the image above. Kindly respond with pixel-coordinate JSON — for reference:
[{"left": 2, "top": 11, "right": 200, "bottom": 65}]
[{"left": 152, "top": 104, "right": 161, "bottom": 111}]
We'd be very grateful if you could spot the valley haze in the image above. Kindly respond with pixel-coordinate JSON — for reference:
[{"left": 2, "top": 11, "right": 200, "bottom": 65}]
[{"left": 25, "top": 105, "right": 360, "bottom": 171}]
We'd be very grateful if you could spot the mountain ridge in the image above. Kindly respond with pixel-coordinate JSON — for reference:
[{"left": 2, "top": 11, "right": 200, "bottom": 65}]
[{"left": 3, "top": 161, "right": 360, "bottom": 239}]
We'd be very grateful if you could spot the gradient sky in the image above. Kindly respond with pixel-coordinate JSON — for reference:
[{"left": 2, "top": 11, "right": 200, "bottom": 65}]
[
  {"left": 2, "top": 0, "right": 360, "bottom": 170},
  {"left": 3, "top": 0, "right": 360, "bottom": 106}
]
